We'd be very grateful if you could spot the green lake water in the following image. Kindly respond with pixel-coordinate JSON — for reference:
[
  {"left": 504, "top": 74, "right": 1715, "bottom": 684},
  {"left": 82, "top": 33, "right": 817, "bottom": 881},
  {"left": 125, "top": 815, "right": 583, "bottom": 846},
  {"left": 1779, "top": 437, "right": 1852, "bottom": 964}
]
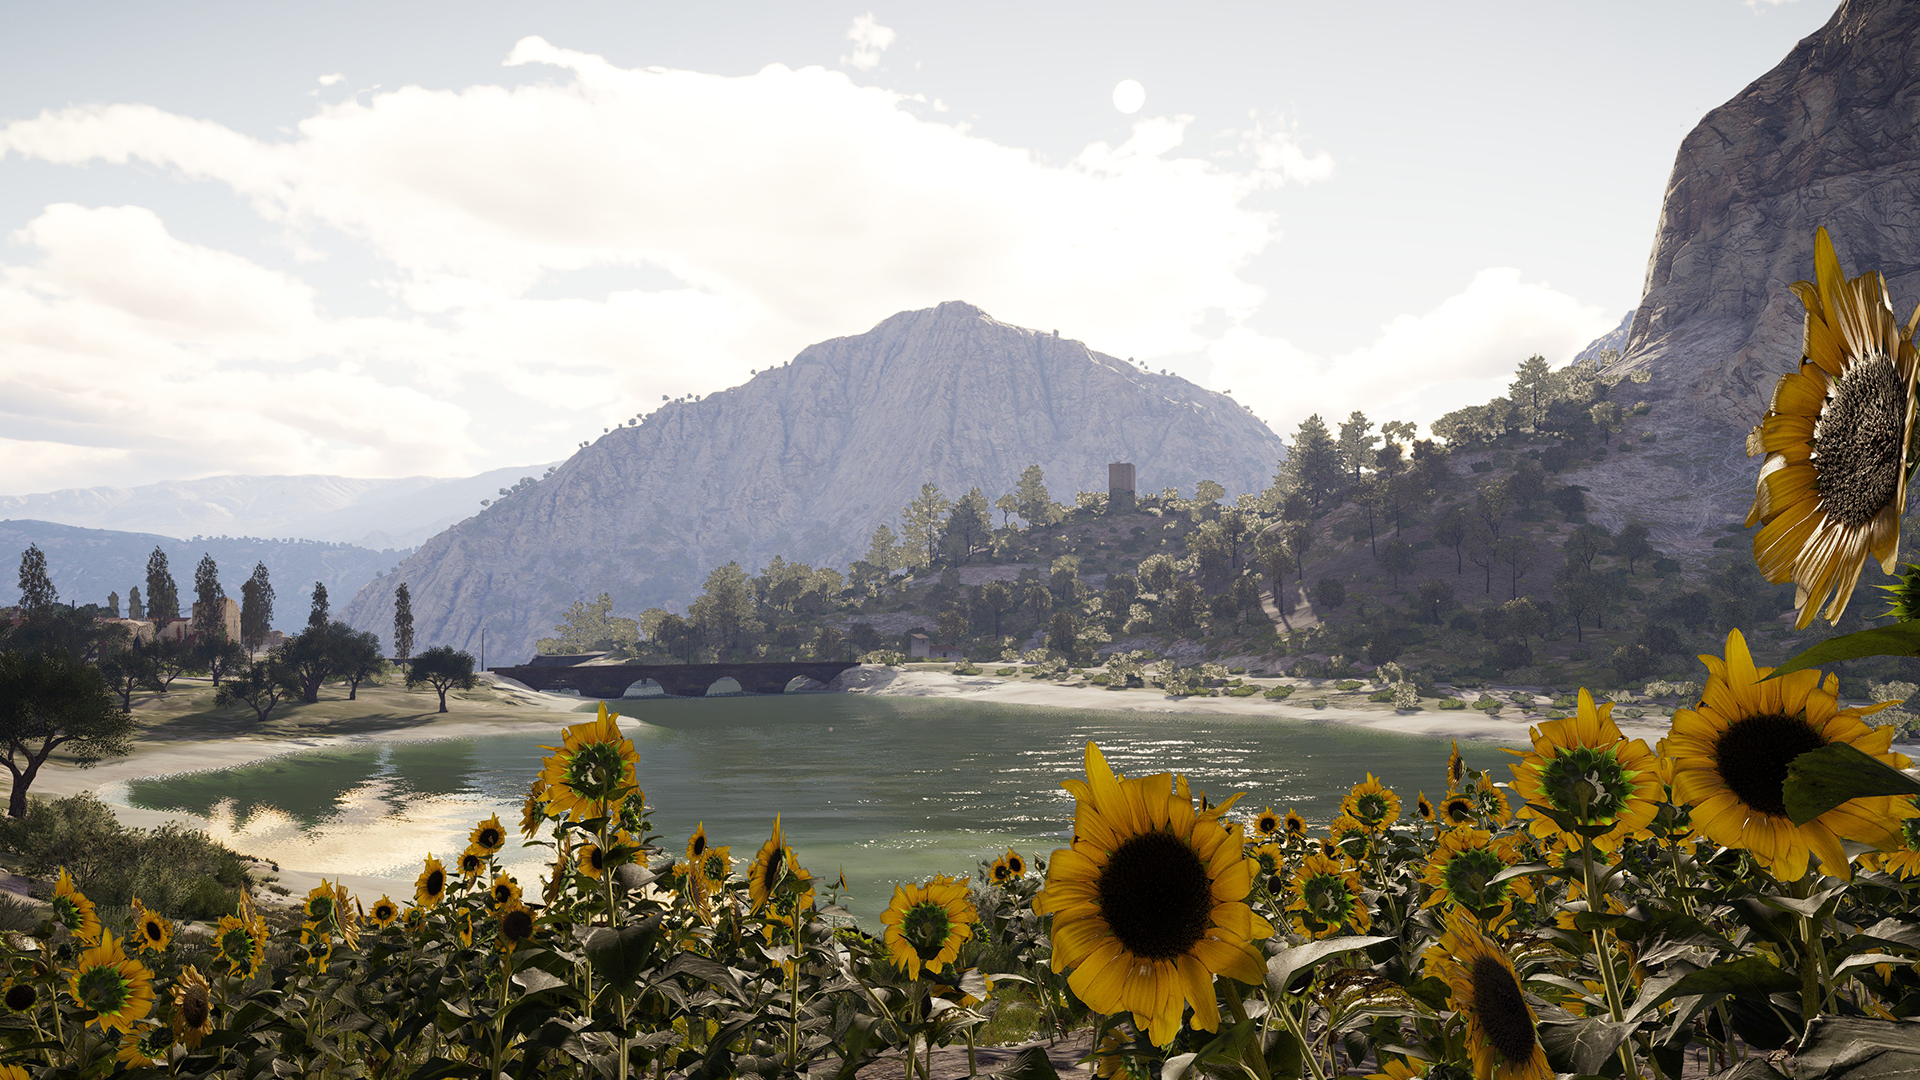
[{"left": 118, "top": 696, "right": 1513, "bottom": 923}]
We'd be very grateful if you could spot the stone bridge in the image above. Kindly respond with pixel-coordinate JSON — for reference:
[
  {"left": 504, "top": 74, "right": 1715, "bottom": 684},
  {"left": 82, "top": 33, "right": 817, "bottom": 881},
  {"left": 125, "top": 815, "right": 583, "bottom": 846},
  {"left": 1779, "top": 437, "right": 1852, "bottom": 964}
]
[{"left": 488, "top": 660, "right": 862, "bottom": 699}]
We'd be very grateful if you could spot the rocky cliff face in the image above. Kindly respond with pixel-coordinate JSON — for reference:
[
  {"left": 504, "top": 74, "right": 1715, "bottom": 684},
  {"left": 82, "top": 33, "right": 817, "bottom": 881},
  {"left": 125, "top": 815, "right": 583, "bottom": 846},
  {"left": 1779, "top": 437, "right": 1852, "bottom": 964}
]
[
  {"left": 1579, "top": 0, "right": 1920, "bottom": 552},
  {"left": 342, "top": 302, "right": 1285, "bottom": 660}
]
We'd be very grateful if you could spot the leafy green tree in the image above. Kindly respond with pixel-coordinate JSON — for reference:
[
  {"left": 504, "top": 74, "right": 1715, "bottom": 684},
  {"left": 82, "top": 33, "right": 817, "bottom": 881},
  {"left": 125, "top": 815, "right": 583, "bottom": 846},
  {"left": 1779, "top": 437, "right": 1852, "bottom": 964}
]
[
  {"left": 1192, "top": 480, "right": 1226, "bottom": 515},
  {"left": 1495, "top": 536, "right": 1535, "bottom": 598},
  {"left": 1311, "top": 577, "right": 1346, "bottom": 610},
  {"left": 1380, "top": 419, "right": 1417, "bottom": 446},
  {"left": 1590, "top": 401, "right": 1624, "bottom": 444},
  {"left": 1616, "top": 522, "right": 1655, "bottom": 574},
  {"left": 981, "top": 581, "right": 1017, "bottom": 637},
  {"left": 191, "top": 554, "right": 227, "bottom": 640},
  {"left": 902, "top": 483, "right": 952, "bottom": 568},
  {"left": 1554, "top": 573, "right": 1601, "bottom": 642},
  {"left": 1014, "top": 465, "right": 1053, "bottom": 531},
  {"left": 0, "top": 651, "right": 133, "bottom": 817},
  {"left": 1417, "top": 579, "right": 1453, "bottom": 624},
  {"left": 307, "top": 582, "right": 329, "bottom": 631},
  {"left": 653, "top": 613, "right": 699, "bottom": 663},
  {"left": 1336, "top": 411, "right": 1377, "bottom": 483},
  {"left": 336, "top": 628, "right": 385, "bottom": 700},
  {"left": 406, "top": 646, "right": 478, "bottom": 713},
  {"left": 1281, "top": 414, "right": 1342, "bottom": 512},
  {"left": 1435, "top": 509, "right": 1468, "bottom": 573},
  {"left": 150, "top": 636, "right": 202, "bottom": 691},
  {"left": 127, "top": 586, "right": 144, "bottom": 621},
  {"left": 536, "top": 594, "right": 639, "bottom": 655},
  {"left": 16, "top": 545, "right": 56, "bottom": 617},
  {"left": 1564, "top": 526, "right": 1606, "bottom": 576},
  {"left": 195, "top": 636, "right": 249, "bottom": 689},
  {"left": 144, "top": 548, "right": 179, "bottom": 623},
  {"left": 1380, "top": 539, "right": 1415, "bottom": 588},
  {"left": 1473, "top": 479, "right": 1512, "bottom": 541},
  {"left": 689, "top": 563, "right": 760, "bottom": 660},
  {"left": 392, "top": 582, "right": 414, "bottom": 661},
  {"left": 1611, "top": 643, "right": 1657, "bottom": 684},
  {"left": 1190, "top": 521, "right": 1233, "bottom": 585},
  {"left": 1550, "top": 485, "right": 1587, "bottom": 521},
  {"left": 1047, "top": 611, "right": 1079, "bottom": 660},
  {"left": 239, "top": 562, "right": 273, "bottom": 654},
  {"left": 99, "top": 647, "right": 162, "bottom": 710},
  {"left": 1510, "top": 354, "right": 1553, "bottom": 431},
  {"left": 215, "top": 658, "right": 295, "bottom": 722},
  {"left": 944, "top": 487, "right": 991, "bottom": 562},
  {"left": 1022, "top": 583, "right": 1055, "bottom": 620},
  {"left": 1284, "top": 520, "right": 1315, "bottom": 583},
  {"left": 275, "top": 622, "right": 355, "bottom": 704},
  {"left": 993, "top": 493, "right": 1020, "bottom": 529},
  {"left": 1252, "top": 533, "right": 1292, "bottom": 605},
  {"left": 1138, "top": 554, "right": 1178, "bottom": 595}
]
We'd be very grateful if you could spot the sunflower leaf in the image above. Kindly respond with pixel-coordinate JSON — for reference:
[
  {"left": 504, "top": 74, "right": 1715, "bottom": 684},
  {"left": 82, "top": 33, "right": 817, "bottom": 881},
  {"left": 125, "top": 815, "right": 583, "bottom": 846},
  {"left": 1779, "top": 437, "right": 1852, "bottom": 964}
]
[
  {"left": 1487, "top": 861, "right": 1561, "bottom": 885},
  {"left": 991, "top": 1046, "right": 1063, "bottom": 1080},
  {"left": 1794, "top": 1016, "right": 1920, "bottom": 1080},
  {"left": 1782, "top": 741, "right": 1920, "bottom": 826},
  {"left": 1264, "top": 935, "right": 1393, "bottom": 994},
  {"left": 1536, "top": 1016, "right": 1636, "bottom": 1076},
  {"left": 1623, "top": 955, "right": 1799, "bottom": 1025},
  {"left": 1765, "top": 623, "right": 1920, "bottom": 678}
]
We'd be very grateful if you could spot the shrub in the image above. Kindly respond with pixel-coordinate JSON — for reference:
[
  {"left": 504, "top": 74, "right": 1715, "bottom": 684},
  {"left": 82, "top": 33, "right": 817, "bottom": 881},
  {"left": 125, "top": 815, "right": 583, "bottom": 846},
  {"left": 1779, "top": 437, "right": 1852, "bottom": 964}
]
[
  {"left": 1312, "top": 578, "right": 1347, "bottom": 610},
  {"left": 860, "top": 649, "right": 906, "bottom": 666},
  {"left": 951, "top": 661, "right": 982, "bottom": 675},
  {"left": 1334, "top": 679, "right": 1364, "bottom": 691},
  {"left": 3, "top": 794, "right": 249, "bottom": 920},
  {"left": 1439, "top": 697, "right": 1467, "bottom": 710},
  {"left": 1263, "top": 685, "right": 1294, "bottom": 700},
  {"left": 1309, "top": 698, "right": 1328, "bottom": 709},
  {"left": 1227, "top": 685, "right": 1259, "bottom": 697},
  {"left": 1392, "top": 681, "right": 1421, "bottom": 710},
  {"left": 1368, "top": 689, "right": 1395, "bottom": 702},
  {"left": 995, "top": 667, "right": 1018, "bottom": 677},
  {"left": 1472, "top": 694, "right": 1503, "bottom": 714}
]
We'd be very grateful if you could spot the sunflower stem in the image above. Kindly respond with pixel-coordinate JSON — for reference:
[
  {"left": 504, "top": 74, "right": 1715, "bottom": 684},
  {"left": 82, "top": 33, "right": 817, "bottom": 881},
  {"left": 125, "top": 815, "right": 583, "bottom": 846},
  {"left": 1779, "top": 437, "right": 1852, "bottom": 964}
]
[
  {"left": 1222, "top": 980, "right": 1273, "bottom": 1080},
  {"left": 1270, "top": 983, "right": 1326, "bottom": 1080},
  {"left": 1581, "top": 838, "right": 1640, "bottom": 1080}
]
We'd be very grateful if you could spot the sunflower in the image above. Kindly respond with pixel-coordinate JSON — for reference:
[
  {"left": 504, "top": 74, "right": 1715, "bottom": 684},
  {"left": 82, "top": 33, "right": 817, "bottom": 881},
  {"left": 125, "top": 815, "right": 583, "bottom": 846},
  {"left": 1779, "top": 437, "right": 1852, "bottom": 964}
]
[
  {"left": 1328, "top": 815, "right": 1375, "bottom": 862},
  {"left": 415, "top": 856, "right": 449, "bottom": 909},
  {"left": 1253, "top": 806, "right": 1283, "bottom": 838},
  {"left": 299, "top": 921, "right": 333, "bottom": 968},
  {"left": 1448, "top": 740, "right": 1469, "bottom": 789},
  {"left": 695, "top": 845, "right": 733, "bottom": 892},
  {"left": 1002, "top": 849, "right": 1027, "bottom": 879},
  {"left": 749, "top": 816, "right": 811, "bottom": 913},
  {"left": 579, "top": 843, "right": 607, "bottom": 880},
  {"left": 520, "top": 777, "right": 548, "bottom": 839},
  {"left": 1031, "top": 742, "right": 1274, "bottom": 1047},
  {"left": 302, "top": 881, "right": 340, "bottom": 926},
  {"left": 1666, "top": 629, "right": 1913, "bottom": 880},
  {"left": 989, "top": 858, "right": 1012, "bottom": 885},
  {"left": 66, "top": 935, "right": 155, "bottom": 1035},
  {"left": 686, "top": 822, "right": 709, "bottom": 864},
  {"left": 1416, "top": 791, "right": 1436, "bottom": 823},
  {"left": 1287, "top": 851, "right": 1371, "bottom": 940},
  {"left": 1424, "top": 907, "right": 1551, "bottom": 1080},
  {"left": 170, "top": 964, "right": 214, "bottom": 1049},
  {"left": 470, "top": 814, "right": 508, "bottom": 855},
  {"left": 1441, "top": 792, "right": 1478, "bottom": 828},
  {"left": 1249, "top": 842, "right": 1284, "bottom": 880},
  {"left": 1863, "top": 799, "right": 1920, "bottom": 878},
  {"left": 457, "top": 911, "right": 474, "bottom": 948},
  {"left": 1342, "top": 774, "right": 1401, "bottom": 831},
  {"left": 538, "top": 704, "right": 640, "bottom": 820},
  {"left": 1420, "top": 828, "right": 1530, "bottom": 915},
  {"left": 458, "top": 845, "right": 489, "bottom": 879},
  {"left": 1366, "top": 1058, "right": 1431, "bottom": 1080},
  {"left": 1475, "top": 773, "right": 1514, "bottom": 826},
  {"left": 490, "top": 873, "right": 522, "bottom": 909},
  {"left": 369, "top": 895, "right": 400, "bottom": 927},
  {"left": 498, "top": 901, "right": 536, "bottom": 953},
  {"left": 4, "top": 980, "right": 37, "bottom": 1013},
  {"left": 1283, "top": 809, "right": 1307, "bottom": 842},
  {"left": 0, "top": 1067, "right": 24, "bottom": 1080},
  {"left": 136, "top": 908, "right": 173, "bottom": 953},
  {"left": 52, "top": 868, "right": 101, "bottom": 944},
  {"left": 1093, "top": 1024, "right": 1154, "bottom": 1080},
  {"left": 1746, "top": 227, "right": 1920, "bottom": 627},
  {"left": 881, "top": 874, "right": 978, "bottom": 979},
  {"left": 544, "top": 834, "right": 572, "bottom": 904},
  {"left": 1506, "top": 689, "right": 1661, "bottom": 853},
  {"left": 117, "top": 1028, "right": 167, "bottom": 1068},
  {"left": 215, "top": 914, "right": 266, "bottom": 978}
]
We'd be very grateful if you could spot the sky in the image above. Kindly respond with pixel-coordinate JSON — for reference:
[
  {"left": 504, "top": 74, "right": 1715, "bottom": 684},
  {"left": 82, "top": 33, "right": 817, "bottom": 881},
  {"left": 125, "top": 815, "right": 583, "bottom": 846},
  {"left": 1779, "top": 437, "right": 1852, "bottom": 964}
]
[{"left": 0, "top": 0, "right": 1838, "bottom": 496}]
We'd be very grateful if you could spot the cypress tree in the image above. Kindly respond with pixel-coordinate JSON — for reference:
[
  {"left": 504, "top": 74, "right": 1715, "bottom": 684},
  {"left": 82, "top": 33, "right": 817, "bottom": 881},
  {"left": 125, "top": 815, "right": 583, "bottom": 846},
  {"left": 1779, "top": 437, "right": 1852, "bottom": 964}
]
[
  {"left": 192, "top": 554, "right": 225, "bottom": 638},
  {"left": 128, "top": 586, "right": 145, "bottom": 621},
  {"left": 392, "top": 583, "right": 415, "bottom": 661},
  {"left": 240, "top": 562, "right": 274, "bottom": 653},
  {"left": 107, "top": 591, "right": 120, "bottom": 619},
  {"left": 308, "top": 582, "right": 329, "bottom": 630},
  {"left": 145, "top": 548, "right": 180, "bottom": 623},
  {"left": 15, "top": 545, "right": 56, "bottom": 617}
]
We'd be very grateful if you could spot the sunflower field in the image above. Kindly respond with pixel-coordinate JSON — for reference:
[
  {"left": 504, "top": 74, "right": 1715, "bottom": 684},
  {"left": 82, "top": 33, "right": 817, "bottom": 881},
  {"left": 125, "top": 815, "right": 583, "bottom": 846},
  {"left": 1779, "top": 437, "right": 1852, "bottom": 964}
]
[{"left": 8, "top": 229, "right": 1920, "bottom": 1078}]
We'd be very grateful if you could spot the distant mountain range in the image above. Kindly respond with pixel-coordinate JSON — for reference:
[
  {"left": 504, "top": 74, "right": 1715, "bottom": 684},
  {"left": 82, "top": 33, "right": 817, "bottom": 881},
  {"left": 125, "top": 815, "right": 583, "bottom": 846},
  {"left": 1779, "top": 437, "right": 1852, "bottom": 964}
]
[
  {"left": 342, "top": 301, "right": 1289, "bottom": 661},
  {"left": 0, "top": 465, "right": 555, "bottom": 551},
  {"left": 0, "top": 520, "right": 402, "bottom": 633}
]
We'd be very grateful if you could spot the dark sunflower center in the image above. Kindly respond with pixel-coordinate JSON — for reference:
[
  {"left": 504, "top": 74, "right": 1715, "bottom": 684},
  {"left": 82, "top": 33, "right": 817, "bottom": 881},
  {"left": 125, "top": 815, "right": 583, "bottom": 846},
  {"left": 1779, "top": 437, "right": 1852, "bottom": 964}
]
[
  {"left": 1259, "top": 816, "right": 1279, "bottom": 834},
  {"left": 1470, "top": 955, "right": 1536, "bottom": 1063},
  {"left": 493, "top": 885, "right": 512, "bottom": 904},
  {"left": 4, "top": 984, "right": 35, "bottom": 1010},
  {"left": 1714, "top": 712, "right": 1827, "bottom": 818},
  {"left": 902, "top": 901, "right": 952, "bottom": 960},
  {"left": 692, "top": 834, "right": 707, "bottom": 857},
  {"left": 479, "top": 827, "right": 502, "bottom": 848},
  {"left": 992, "top": 864, "right": 1009, "bottom": 882},
  {"left": 503, "top": 909, "right": 534, "bottom": 941},
  {"left": 1265, "top": 872, "right": 1286, "bottom": 894},
  {"left": 75, "top": 966, "right": 129, "bottom": 1014},
  {"left": 1007, "top": 856, "right": 1024, "bottom": 874},
  {"left": 1441, "top": 849, "right": 1509, "bottom": 910},
  {"left": 1446, "top": 800, "right": 1475, "bottom": 824},
  {"left": 426, "top": 870, "right": 445, "bottom": 895},
  {"left": 1302, "top": 874, "right": 1352, "bottom": 920},
  {"left": 376, "top": 904, "right": 394, "bottom": 921},
  {"left": 1814, "top": 356, "right": 1907, "bottom": 528},
  {"left": 1096, "top": 830, "right": 1212, "bottom": 960},
  {"left": 1539, "top": 746, "right": 1633, "bottom": 823},
  {"left": 763, "top": 847, "right": 785, "bottom": 892},
  {"left": 1419, "top": 798, "right": 1434, "bottom": 819},
  {"left": 1286, "top": 818, "right": 1304, "bottom": 836},
  {"left": 181, "top": 992, "right": 210, "bottom": 1028},
  {"left": 144, "top": 919, "right": 165, "bottom": 942},
  {"left": 588, "top": 848, "right": 605, "bottom": 871}
]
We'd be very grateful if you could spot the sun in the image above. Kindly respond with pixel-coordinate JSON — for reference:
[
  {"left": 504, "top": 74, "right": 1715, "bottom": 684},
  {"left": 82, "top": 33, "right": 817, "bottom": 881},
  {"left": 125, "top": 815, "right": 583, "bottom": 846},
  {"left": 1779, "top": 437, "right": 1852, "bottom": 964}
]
[{"left": 1112, "top": 79, "right": 1146, "bottom": 115}]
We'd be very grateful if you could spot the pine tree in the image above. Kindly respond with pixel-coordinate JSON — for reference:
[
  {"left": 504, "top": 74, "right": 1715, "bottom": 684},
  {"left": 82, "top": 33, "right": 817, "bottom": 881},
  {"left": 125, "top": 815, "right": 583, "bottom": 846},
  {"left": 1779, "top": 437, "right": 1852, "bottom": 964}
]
[
  {"left": 16, "top": 545, "right": 56, "bottom": 617},
  {"left": 1281, "top": 415, "right": 1343, "bottom": 513},
  {"left": 144, "top": 548, "right": 179, "bottom": 623},
  {"left": 1336, "top": 411, "right": 1377, "bottom": 483},
  {"left": 308, "top": 582, "right": 329, "bottom": 630},
  {"left": 902, "top": 483, "right": 952, "bottom": 568},
  {"left": 863, "top": 524, "right": 901, "bottom": 575},
  {"left": 393, "top": 583, "right": 415, "bottom": 661},
  {"left": 192, "top": 554, "right": 225, "bottom": 638},
  {"left": 1014, "top": 465, "right": 1052, "bottom": 530},
  {"left": 1510, "top": 354, "right": 1554, "bottom": 431},
  {"left": 128, "top": 586, "right": 145, "bottom": 621},
  {"left": 944, "top": 487, "right": 991, "bottom": 562},
  {"left": 240, "top": 562, "right": 274, "bottom": 653}
]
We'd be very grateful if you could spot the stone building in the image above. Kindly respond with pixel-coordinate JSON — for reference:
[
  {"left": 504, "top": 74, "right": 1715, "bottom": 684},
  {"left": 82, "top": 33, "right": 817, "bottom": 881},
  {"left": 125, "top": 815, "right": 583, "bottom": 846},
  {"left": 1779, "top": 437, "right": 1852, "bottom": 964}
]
[{"left": 1108, "top": 462, "right": 1136, "bottom": 512}]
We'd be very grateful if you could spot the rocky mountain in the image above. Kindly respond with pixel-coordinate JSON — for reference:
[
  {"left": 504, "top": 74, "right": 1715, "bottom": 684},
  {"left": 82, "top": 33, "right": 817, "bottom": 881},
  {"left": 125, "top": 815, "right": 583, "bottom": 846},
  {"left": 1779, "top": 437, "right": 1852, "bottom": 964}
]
[
  {"left": 342, "top": 301, "right": 1287, "bottom": 661},
  {"left": 0, "top": 464, "right": 555, "bottom": 550},
  {"left": 0, "top": 520, "right": 403, "bottom": 633},
  {"left": 1581, "top": 0, "right": 1920, "bottom": 554}
]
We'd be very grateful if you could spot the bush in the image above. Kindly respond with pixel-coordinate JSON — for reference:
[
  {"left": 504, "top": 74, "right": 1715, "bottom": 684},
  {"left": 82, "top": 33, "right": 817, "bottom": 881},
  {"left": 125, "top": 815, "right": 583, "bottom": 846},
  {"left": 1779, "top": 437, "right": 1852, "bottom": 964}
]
[
  {"left": 1439, "top": 697, "right": 1467, "bottom": 710},
  {"left": 1334, "top": 679, "right": 1364, "bottom": 691},
  {"left": 860, "top": 649, "right": 906, "bottom": 666},
  {"left": 1309, "top": 698, "right": 1328, "bottom": 709},
  {"left": 2, "top": 794, "right": 249, "bottom": 920},
  {"left": 1368, "top": 689, "right": 1395, "bottom": 702},
  {"left": 1263, "top": 685, "right": 1294, "bottom": 700},
  {"left": 951, "top": 661, "right": 982, "bottom": 675},
  {"left": 995, "top": 667, "right": 1018, "bottom": 677},
  {"left": 1392, "top": 681, "right": 1421, "bottom": 710},
  {"left": 1473, "top": 694, "right": 1503, "bottom": 714},
  {"left": 1311, "top": 578, "right": 1347, "bottom": 610},
  {"left": 1227, "top": 685, "right": 1259, "bottom": 697}
]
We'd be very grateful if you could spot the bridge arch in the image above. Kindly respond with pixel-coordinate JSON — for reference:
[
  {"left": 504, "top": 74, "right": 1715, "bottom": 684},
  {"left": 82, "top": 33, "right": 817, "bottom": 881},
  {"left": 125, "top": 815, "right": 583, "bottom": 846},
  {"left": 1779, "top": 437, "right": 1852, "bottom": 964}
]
[
  {"left": 622, "top": 678, "right": 665, "bottom": 698},
  {"left": 705, "top": 677, "right": 744, "bottom": 696},
  {"left": 784, "top": 676, "right": 826, "bottom": 693}
]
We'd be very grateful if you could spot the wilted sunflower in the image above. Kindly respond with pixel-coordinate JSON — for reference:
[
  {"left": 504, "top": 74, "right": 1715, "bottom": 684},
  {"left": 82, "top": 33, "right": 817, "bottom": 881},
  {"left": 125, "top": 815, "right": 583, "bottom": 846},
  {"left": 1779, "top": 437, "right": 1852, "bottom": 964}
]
[
  {"left": 1287, "top": 851, "right": 1370, "bottom": 940},
  {"left": 1253, "top": 806, "right": 1283, "bottom": 838},
  {"left": 1420, "top": 828, "right": 1530, "bottom": 916},
  {"left": 1746, "top": 227, "right": 1920, "bottom": 627},
  {"left": 519, "top": 777, "right": 548, "bottom": 839},
  {"left": 1425, "top": 907, "right": 1550, "bottom": 1080},
  {"left": 136, "top": 908, "right": 173, "bottom": 953},
  {"left": 880, "top": 875, "right": 978, "bottom": 979},
  {"left": 368, "top": 895, "right": 400, "bottom": 927},
  {"left": 749, "top": 816, "right": 811, "bottom": 913},
  {"left": 498, "top": 901, "right": 536, "bottom": 953},
  {"left": 470, "top": 814, "right": 508, "bottom": 855},
  {"left": 415, "top": 856, "right": 449, "bottom": 909},
  {"left": 1002, "top": 849, "right": 1027, "bottom": 878},
  {"left": 538, "top": 704, "right": 640, "bottom": 820},
  {"left": 67, "top": 935, "right": 155, "bottom": 1035},
  {"left": 1666, "top": 629, "right": 1913, "bottom": 880},
  {"left": 1447, "top": 741, "right": 1469, "bottom": 789},
  {"left": 1031, "top": 742, "right": 1273, "bottom": 1048},
  {"left": 1507, "top": 689, "right": 1661, "bottom": 853},
  {"left": 215, "top": 914, "right": 266, "bottom": 978},
  {"left": 1342, "top": 774, "right": 1401, "bottom": 831},
  {"left": 52, "top": 868, "right": 101, "bottom": 944},
  {"left": 170, "top": 964, "right": 214, "bottom": 1048},
  {"left": 3, "top": 980, "right": 37, "bottom": 1013}
]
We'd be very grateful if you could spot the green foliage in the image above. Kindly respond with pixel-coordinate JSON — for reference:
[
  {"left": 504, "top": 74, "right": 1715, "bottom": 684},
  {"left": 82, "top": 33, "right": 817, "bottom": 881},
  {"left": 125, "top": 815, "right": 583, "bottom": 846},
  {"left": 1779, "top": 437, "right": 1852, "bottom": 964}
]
[
  {"left": 1438, "top": 697, "right": 1466, "bottom": 710},
  {"left": 1262, "top": 685, "right": 1293, "bottom": 700},
  {"left": 535, "top": 593, "right": 641, "bottom": 656},
  {"left": 405, "top": 645, "right": 479, "bottom": 712},
  {"left": 2, "top": 793, "right": 248, "bottom": 918}
]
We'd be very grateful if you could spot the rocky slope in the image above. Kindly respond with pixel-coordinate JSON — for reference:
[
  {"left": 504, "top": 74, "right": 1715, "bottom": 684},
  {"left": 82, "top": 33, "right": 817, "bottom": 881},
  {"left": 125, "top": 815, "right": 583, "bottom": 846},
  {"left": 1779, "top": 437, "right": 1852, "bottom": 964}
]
[
  {"left": 1581, "top": 0, "right": 1920, "bottom": 554},
  {"left": 342, "top": 302, "right": 1286, "bottom": 660}
]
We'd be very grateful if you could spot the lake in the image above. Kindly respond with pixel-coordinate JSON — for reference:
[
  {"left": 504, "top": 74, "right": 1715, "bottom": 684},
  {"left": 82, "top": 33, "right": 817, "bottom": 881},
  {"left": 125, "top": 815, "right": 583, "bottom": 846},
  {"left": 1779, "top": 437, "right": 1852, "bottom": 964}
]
[{"left": 119, "top": 695, "right": 1516, "bottom": 923}]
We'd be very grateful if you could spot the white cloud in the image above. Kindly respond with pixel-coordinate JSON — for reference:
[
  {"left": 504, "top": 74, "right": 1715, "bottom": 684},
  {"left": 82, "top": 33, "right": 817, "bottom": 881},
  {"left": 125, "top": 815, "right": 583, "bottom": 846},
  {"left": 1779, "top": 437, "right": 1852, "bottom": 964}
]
[
  {"left": 842, "top": 13, "right": 896, "bottom": 71},
  {"left": 1209, "top": 268, "right": 1615, "bottom": 440},
  {"left": 1236, "top": 109, "right": 1334, "bottom": 187},
  {"left": 318, "top": 73, "right": 345, "bottom": 86}
]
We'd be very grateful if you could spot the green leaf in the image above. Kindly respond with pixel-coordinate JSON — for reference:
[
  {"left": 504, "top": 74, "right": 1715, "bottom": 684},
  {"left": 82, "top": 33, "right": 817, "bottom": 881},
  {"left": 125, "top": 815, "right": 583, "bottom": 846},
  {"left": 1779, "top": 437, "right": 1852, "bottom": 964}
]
[
  {"left": 1793, "top": 1016, "right": 1920, "bottom": 1080},
  {"left": 992, "top": 1047, "right": 1064, "bottom": 1080},
  {"left": 1624, "top": 956, "right": 1798, "bottom": 1024},
  {"left": 1766, "top": 622, "right": 1920, "bottom": 678},
  {"left": 1782, "top": 741, "right": 1920, "bottom": 826},
  {"left": 1264, "top": 935, "right": 1393, "bottom": 994},
  {"left": 1831, "top": 952, "right": 1914, "bottom": 983},
  {"left": 1536, "top": 1016, "right": 1636, "bottom": 1077},
  {"left": 583, "top": 914, "right": 663, "bottom": 994}
]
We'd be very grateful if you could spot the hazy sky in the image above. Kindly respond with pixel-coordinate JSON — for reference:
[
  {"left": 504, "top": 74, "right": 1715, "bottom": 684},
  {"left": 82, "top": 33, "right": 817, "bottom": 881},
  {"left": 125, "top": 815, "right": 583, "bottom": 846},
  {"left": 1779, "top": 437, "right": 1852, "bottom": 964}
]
[{"left": 0, "top": 0, "right": 1836, "bottom": 495}]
